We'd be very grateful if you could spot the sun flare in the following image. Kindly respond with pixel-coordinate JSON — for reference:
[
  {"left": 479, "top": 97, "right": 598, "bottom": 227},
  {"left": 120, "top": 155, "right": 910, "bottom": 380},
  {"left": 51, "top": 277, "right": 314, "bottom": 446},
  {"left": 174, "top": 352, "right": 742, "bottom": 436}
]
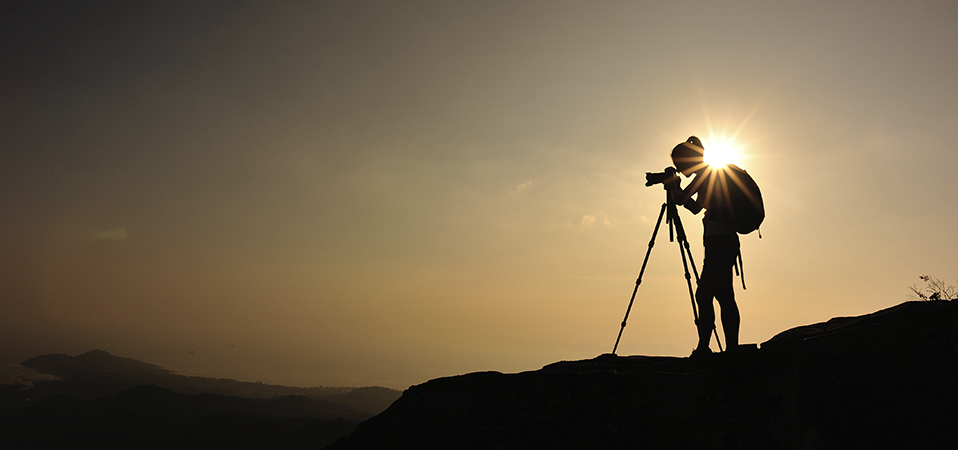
[{"left": 703, "top": 139, "right": 740, "bottom": 168}]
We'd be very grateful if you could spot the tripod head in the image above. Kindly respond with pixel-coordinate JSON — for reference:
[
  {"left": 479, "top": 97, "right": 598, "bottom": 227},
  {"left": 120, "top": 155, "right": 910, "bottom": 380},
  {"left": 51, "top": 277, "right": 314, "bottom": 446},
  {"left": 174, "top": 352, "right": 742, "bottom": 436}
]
[{"left": 644, "top": 166, "right": 688, "bottom": 242}]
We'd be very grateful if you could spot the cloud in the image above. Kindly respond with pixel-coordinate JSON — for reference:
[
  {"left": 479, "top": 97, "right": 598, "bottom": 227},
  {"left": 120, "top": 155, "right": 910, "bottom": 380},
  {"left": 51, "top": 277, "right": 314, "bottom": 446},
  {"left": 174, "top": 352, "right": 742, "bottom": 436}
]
[
  {"left": 515, "top": 181, "right": 533, "bottom": 192},
  {"left": 92, "top": 226, "right": 128, "bottom": 242},
  {"left": 581, "top": 214, "right": 612, "bottom": 227}
]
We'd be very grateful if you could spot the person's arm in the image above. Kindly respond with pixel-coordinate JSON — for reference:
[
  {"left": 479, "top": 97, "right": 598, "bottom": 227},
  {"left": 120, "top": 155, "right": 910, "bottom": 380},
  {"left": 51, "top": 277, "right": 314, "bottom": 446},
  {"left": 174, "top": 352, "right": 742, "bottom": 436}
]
[{"left": 668, "top": 176, "right": 703, "bottom": 214}]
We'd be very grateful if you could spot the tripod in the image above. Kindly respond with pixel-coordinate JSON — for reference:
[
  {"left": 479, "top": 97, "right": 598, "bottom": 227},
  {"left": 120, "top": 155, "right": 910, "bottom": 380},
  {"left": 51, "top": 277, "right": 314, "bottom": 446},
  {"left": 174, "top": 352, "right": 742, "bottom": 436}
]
[{"left": 611, "top": 184, "right": 723, "bottom": 355}]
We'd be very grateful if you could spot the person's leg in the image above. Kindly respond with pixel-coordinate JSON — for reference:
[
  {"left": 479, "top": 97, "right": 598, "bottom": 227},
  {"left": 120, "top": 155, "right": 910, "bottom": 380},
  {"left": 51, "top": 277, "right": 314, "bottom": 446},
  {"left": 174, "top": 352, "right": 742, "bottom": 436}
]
[
  {"left": 713, "top": 260, "right": 739, "bottom": 349},
  {"left": 694, "top": 264, "right": 715, "bottom": 351},
  {"left": 712, "top": 234, "right": 740, "bottom": 349}
]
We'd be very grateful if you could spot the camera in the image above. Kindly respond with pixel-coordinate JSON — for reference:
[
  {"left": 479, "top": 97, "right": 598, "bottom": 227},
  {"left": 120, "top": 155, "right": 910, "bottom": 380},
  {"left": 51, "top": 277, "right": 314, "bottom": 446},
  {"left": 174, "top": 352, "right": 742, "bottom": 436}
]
[{"left": 645, "top": 166, "right": 680, "bottom": 187}]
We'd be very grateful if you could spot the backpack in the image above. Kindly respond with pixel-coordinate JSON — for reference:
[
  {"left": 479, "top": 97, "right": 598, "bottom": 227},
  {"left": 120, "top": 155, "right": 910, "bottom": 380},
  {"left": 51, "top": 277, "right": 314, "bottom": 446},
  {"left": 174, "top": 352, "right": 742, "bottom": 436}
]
[
  {"left": 695, "top": 164, "right": 764, "bottom": 235},
  {"left": 702, "top": 164, "right": 764, "bottom": 289},
  {"left": 722, "top": 164, "right": 764, "bottom": 235}
]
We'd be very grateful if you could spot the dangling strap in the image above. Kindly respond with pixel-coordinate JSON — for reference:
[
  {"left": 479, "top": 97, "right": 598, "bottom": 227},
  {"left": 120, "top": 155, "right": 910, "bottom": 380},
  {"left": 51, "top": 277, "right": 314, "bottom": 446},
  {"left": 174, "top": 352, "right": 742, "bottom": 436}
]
[{"left": 737, "top": 249, "right": 747, "bottom": 290}]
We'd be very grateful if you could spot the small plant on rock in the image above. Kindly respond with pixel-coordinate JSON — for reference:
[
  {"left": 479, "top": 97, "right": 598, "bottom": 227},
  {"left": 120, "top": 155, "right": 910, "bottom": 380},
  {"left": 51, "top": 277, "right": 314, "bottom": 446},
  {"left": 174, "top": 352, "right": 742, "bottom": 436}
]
[{"left": 909, "top": 275, "right": 958, "bottom": 301}]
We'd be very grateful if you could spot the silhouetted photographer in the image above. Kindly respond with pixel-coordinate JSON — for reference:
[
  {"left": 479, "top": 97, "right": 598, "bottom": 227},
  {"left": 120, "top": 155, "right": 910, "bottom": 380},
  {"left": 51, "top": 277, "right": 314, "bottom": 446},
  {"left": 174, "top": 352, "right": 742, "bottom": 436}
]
[
  {"left": 611, "top": 136, "right": 763, "bottom": 357},
  {"left": 666, "top": 136, "right": 764, "bottom": 357}
]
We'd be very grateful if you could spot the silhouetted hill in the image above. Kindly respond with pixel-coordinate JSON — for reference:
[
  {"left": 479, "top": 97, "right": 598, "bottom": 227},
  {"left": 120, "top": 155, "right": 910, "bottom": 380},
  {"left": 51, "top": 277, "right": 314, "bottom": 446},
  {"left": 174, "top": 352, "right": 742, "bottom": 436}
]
[
  {"left": 22, "top": 349, "right": 170, "bottom": 378},
  {"left": 328, "top": 299, "right": 958, "bottom": 449},
  {"left": 14, "top": 350, "right": 400, "bottom": 418},
  {"left": 0, "top": 384, "right": 358, "bottom": 449},
  {"left": 1, "top": 350, "right": 403, "bottom": 448}
]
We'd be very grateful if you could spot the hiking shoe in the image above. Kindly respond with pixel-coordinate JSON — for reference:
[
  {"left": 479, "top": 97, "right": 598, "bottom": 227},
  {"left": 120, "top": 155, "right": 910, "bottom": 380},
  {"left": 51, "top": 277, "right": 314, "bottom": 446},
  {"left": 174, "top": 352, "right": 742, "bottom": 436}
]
[{"left": 689, "top": 347, "right": 713, "bottom": 359}]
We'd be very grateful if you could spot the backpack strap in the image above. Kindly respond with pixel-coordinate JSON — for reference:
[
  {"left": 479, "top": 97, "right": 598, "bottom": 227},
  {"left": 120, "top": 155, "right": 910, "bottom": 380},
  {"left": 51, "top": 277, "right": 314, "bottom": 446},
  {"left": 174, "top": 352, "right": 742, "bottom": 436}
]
[{"left": 736, "top": 249, "right": 747, "bottom": 290}]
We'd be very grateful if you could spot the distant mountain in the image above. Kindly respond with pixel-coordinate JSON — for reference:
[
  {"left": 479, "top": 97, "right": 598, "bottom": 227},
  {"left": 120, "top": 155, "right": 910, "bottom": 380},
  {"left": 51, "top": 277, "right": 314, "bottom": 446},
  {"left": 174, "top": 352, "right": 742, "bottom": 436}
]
[
  {"left": 2, "top": 350, "right": 405, "bottom": 449},
  {"left": 1, "top": 384, "right": 358, "bottom": 449},
  {"left": 328, "top": 299, "right": 958, "bottom": 449},
  {"left": 22, "top": 349, "right": 170, "bottom": 378},
  {"left": 14, "top": 350, "right": 401, "bottom": 418}
]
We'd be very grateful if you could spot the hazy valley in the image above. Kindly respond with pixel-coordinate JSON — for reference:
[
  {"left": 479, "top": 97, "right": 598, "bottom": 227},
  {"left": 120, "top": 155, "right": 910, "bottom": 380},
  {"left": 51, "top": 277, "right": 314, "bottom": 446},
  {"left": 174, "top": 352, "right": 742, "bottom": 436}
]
[{"left": 0, "top": 350, "right": 401, "bottom": 449}]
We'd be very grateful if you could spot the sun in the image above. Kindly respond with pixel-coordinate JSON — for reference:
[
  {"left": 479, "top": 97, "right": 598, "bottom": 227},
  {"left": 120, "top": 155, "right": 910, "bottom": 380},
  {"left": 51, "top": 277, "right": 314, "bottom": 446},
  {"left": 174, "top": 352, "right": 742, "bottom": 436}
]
[
  {"left": 703, "top": 138, "right": 740, "bottom": 168},
  {"left": 693, "top": 82, "right": 771, "bottom": 169}
]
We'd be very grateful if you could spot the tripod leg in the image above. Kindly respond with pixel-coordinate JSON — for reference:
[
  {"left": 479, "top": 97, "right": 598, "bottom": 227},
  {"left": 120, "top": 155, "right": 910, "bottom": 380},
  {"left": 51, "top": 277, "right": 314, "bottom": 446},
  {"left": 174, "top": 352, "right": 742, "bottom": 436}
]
[
  {"left": 670, "top": 206, "right": 724, "bottom": 352},
  {"left": 612, "top": 203, "right": 667, "bottom": 355},
  {"left": 673, "top": 216, "right": 699, "bottom": 321},
  {"left": 683, "top": 239, "right": 700, "bottom": 285},
  {"left": 680, "top": 237, "right": 723, "bottom": 352}
]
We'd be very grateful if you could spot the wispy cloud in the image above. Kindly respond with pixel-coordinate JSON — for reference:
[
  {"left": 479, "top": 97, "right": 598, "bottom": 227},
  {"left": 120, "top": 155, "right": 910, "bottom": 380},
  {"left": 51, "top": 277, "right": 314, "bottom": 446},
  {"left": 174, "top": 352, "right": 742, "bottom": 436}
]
[
  {"left": 580, "top": 214, "right": 612, "bottom": 227},
  {"left": 515, "top": 181, "right": 533, "bottom": 192},
  {"left": 92, "top": 226, "right": 128, "bottom": 242}
]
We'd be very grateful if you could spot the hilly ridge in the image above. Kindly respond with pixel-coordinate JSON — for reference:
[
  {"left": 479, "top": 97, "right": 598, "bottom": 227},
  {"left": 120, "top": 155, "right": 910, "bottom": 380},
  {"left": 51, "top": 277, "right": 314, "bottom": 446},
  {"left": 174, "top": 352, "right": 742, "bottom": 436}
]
[
  {"left": 22, "top": 349, "right": 170, "bottom": 378},
  {"left": 1, "top": 350, "right": 402, "bottom": 449},
  {"left": 17, "top": 349, "right": 378, "bottom": 402},
  {"left": 5, "top": 299, "right": 957, "bottom": 449},
  {"left": 328, "top": 299, "right": 958, "bottom": 449},
  {"left": 3, "top": 385, "right": 358, "bottom": 449}
]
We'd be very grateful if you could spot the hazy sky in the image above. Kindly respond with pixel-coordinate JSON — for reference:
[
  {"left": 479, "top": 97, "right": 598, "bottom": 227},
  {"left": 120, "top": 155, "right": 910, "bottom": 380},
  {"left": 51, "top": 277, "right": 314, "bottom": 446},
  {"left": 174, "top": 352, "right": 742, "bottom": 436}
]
[{"left": 3, "top": 1, "right": 957, "bottom": 389}]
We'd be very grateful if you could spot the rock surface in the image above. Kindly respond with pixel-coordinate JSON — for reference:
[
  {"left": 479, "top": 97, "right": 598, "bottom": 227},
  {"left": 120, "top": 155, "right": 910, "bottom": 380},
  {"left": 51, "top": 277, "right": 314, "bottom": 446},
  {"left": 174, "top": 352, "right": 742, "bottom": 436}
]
[{"left": 328, "top": 300, "right": 958, "bottom": 449}]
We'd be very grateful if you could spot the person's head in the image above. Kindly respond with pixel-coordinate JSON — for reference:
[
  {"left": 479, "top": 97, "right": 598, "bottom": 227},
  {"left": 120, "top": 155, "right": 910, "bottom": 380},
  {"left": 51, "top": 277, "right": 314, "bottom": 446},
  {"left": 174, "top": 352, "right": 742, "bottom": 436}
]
[{"left": 671, "top": 136, "right": 706, "bottom": 176}]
